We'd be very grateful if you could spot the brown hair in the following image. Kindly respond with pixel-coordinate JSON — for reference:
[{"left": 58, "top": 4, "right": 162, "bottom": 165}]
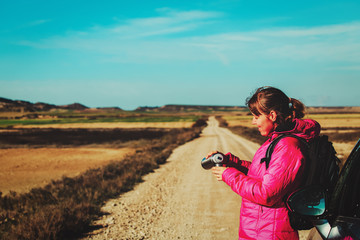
[{"left": 246, "top": 86, "right": 305, "bottom": 125}]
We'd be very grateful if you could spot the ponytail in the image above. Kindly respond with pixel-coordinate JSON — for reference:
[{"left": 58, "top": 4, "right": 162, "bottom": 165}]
[{"left": 289, "top": 97, "right": 305, "bottom": 119}]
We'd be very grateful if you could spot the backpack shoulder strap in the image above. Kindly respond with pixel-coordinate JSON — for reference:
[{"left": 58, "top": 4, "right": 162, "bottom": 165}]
[{"left": 261, "top": 134, "right": 307, "bottom": 169}]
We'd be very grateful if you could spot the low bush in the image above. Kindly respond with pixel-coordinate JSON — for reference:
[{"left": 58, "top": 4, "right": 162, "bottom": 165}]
[
  {"left": 228, "top": 125, "right": 267, "bottom": 145},
  {"left": 0, "top": 128, "right": 171, "bottom": 148},
  {"left": 323, "top": 129, "right": 360, "bottom": 143},
  {"left": 215, "top": 115, "right": 228, "bottom": 127},
  {"left": 192, "top": 118, "right": 207, "bottom": 128}
]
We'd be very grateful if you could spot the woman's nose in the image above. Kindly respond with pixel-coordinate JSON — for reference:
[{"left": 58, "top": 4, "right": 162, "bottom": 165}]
[{"left": 251, "top": 117, "right": 256, "bottom": 125}]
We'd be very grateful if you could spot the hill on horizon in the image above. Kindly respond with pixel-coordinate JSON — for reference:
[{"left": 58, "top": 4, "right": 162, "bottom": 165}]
[{"left": 1, "top": 97, "right": 360, "bottom": 114}]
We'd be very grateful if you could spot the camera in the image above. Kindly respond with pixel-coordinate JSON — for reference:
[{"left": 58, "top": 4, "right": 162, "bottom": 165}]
[{"left": 201, "top": 153, "right": 225, "bottom": 169}]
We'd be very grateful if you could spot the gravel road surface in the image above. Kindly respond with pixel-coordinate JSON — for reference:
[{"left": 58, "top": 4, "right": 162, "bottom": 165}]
[{"left": 84, "top": 116, "right": 311, "bottom": 240}]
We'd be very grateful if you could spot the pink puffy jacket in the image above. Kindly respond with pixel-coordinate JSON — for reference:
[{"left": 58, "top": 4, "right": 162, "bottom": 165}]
[{"left": 222, "top": 119, "right": 320, "bottom": 240}]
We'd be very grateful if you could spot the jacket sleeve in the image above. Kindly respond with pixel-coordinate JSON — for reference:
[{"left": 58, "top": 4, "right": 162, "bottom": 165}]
[
  {"left": 224, "top": 152, "right": 251, "bottom": 175},
  {"left": 222, "top": 138, "right": 305, "bottom": 206}
]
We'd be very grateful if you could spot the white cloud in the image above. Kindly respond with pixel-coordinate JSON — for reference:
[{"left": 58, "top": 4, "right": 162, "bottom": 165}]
[
  {"left": 254, "top": 21, "right": 360, "bottom": 37},
  {"left": 330, "top": 65, "right": 360, "bottom": 71},
  {"left": 26, "top": 19, "right": 51, "bottom": 27},
  {"left": 16, "top": 10, "right": 360, "bottom": 67},
  {"left": 110, "top": 9, "right": 222, "bottom": 38}
]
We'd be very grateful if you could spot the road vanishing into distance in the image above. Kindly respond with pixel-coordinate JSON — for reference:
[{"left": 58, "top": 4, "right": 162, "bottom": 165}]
[{"left": 84, "top": 117, "right": 311, "bottom": 239}]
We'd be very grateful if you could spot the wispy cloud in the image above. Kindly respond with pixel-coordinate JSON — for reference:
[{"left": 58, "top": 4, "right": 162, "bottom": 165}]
[
  {"left": 330, "top": 65, "right": 360, "bottom": 71},
  {"left": 255, "top": 21, "right": 360, "bottom": 37},
  {"left": 251, "top": 22, "right": 360, "bottom": 63},
  {"left": 17, "top": 9, "right": 224, "bottom": 61},
  {"left": 110, "top": 8, "right": 222, "bottom": 38},
  {"left": 26, "top": 19, "right": 52, "bottom": 27},
  {"left": 16, "top": 10, "right": 360, "bottom": 68}
]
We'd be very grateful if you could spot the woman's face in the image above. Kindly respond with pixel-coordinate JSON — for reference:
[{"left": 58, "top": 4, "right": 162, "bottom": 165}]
[{"left": 251, "top": 112, "right": 276, "bottom": 137}]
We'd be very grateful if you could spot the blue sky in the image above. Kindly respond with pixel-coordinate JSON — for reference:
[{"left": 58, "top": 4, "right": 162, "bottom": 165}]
[{"left": 1, "top": 0, "right": 360, "bottom": 110}]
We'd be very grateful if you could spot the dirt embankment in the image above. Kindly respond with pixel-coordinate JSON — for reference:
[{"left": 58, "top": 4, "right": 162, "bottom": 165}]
[{"left": 84, "top": 117, "right": 311, "bottom": 239}]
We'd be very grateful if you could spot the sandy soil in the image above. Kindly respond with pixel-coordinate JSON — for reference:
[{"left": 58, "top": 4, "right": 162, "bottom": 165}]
[
  {"left": 0, "top": 147, "right": 135, "bottom": 194},
  {"left": 83, "top": 117, "right": 311, "bottom": 240},
  {"left": 13, "top": 122, "right": 194, "bottom": 129}
]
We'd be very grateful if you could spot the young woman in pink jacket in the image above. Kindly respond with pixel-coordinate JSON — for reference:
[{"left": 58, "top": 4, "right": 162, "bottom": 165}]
[{"left": 209, "top": 86, "right": 320, "bottom": 240}]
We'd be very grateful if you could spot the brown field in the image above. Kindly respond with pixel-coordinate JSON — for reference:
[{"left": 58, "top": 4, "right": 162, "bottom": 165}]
[
  {"left": 13, "top": 122, "right": 194, "bottom": 129},
  {"left": 0, "top": 111, "right": 359, "bottom": 239},
  {"left": 0, "top": 122, "right": 188, "bottom": 195},
  {"left": 0, "top": 147, "right": 135, "bottom": 194},
  {"left": 1, "top": 114, "right": 359, "bottom": 195}
]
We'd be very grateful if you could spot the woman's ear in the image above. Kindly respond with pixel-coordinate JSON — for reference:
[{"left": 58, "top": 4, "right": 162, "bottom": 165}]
[{"left": 268, "top": 110, "right": 277, "bottom": 122}]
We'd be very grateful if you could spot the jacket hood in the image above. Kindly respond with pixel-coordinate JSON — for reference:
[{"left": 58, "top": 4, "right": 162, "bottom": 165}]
[{"left": 271, "top": 118, "right": 321, "bottom": 141}]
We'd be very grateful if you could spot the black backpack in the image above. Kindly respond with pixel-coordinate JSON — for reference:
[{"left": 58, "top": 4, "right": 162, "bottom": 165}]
[{"left": 261, "top": 134, "right": 341, "bottom": 230}]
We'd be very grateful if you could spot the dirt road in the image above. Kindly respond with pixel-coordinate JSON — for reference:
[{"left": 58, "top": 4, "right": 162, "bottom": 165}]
[{"left": 85, "top": 117, "right": 310, "bottom": 240}]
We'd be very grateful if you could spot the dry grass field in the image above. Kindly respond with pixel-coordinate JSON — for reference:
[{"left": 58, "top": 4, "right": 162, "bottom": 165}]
[
  {"left": 12, "top": 122, "right": 194, "bottom": 129},
  {"left": 0, "top": 121, "right": 194, "bottom": 195},
  {"left": 0, "top": 109, "right": 358, "bottom": 239},
  {"left": 0, "top": 117, "right": 205, "bottom": 240},
  {"left": 0, "top": 147, "right": 135, "bottom": 194},
  {"left": 1, "top": 113, "right": 359, "bottom": 195}
]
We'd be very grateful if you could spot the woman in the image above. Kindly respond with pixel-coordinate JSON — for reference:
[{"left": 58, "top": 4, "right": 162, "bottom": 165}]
[{"left": 209, "top": 86, "right": 320, "bottom": 239}]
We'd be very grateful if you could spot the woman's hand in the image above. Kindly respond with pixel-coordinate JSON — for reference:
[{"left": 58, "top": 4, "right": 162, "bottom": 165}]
[
  {"left": 205, "top": 151, "right": 219, "bottom": 159},
  {"left": 211, "top": 166, "right": 228, "bottom": 181}
]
